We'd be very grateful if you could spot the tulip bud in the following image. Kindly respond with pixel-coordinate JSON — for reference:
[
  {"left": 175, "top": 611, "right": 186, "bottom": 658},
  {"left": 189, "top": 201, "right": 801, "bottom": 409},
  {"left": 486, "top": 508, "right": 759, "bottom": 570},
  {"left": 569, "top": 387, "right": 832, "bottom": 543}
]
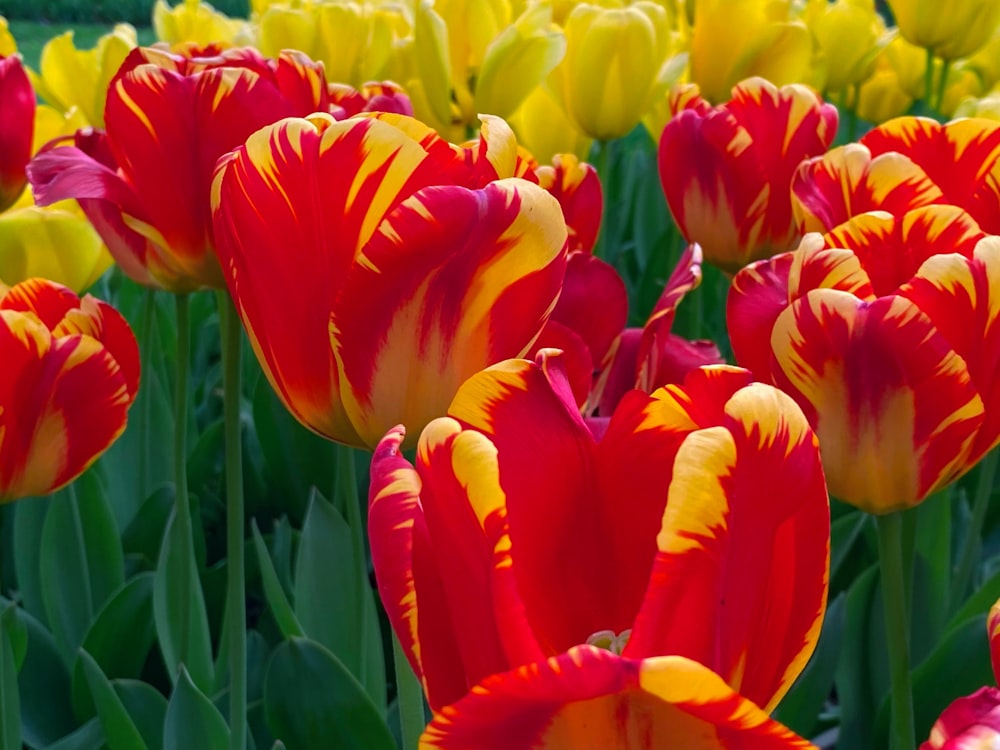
[{"left": 0, "top": 54, "right": 33, "bottom": 213}]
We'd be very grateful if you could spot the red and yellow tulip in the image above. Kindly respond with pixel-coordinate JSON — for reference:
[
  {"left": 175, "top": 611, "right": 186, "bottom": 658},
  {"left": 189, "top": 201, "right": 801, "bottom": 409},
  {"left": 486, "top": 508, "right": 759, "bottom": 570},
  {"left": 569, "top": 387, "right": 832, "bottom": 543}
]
[
  {"left": 369, "top": 352, "right": 829, "bottom": 746},
  {"left": 659, "top": 77, "right": 838, "bottom": 273},
  {"left": 0, "top": 278, "right": 139, "bottom": 501},
  {"left": 212, "top": 112, "right": 568, "bottom": 450},
  {"left": 0, "top": 51, "right": 33, "bottom": 213},
  {"left": 28, "top": 46, "right": 345, "bottom": 292},
  {"left": 728, "top": 205, "right": 1000, "bottom": 513}
]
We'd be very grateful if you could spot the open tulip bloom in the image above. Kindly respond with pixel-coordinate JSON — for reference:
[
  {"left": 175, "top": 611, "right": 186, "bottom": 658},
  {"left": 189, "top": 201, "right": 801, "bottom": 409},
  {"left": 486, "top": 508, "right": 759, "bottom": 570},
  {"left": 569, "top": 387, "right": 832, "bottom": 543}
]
[{"left": 369, "top": 352, "right": 830, "bottom": 747}]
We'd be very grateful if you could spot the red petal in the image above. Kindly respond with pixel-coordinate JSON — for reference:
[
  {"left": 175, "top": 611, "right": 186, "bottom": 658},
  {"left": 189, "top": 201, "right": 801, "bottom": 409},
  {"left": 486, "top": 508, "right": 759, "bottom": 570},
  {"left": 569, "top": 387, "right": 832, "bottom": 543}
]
[
  {"left": 550, "top": 251, "right": 628, "bottom": 369},
  {"left": 535, "top": 154, "right": 603, "bottom": 254},
  {"left": 0, "top": 55, "right": 34, "bottom": 212}
]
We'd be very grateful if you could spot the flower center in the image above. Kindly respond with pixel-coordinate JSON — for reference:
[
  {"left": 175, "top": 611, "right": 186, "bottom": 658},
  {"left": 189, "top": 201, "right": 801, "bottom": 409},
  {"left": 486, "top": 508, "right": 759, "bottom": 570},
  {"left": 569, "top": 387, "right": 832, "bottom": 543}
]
[{"left": 585, "top": 628, "right": 632, "bottom": 655}]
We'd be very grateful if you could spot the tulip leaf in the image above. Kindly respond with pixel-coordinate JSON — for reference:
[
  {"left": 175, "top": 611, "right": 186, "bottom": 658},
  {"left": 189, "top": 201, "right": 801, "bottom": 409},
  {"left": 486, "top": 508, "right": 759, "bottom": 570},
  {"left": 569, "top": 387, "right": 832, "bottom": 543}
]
[
  {"left": 263, "top": 637, "right": 395, "bottom": 750},
  {"left": 911, "top": 494, "right": 952, "bottom": 663},
  {"left": 0, "top": 609, "right": 21, "bottom": 750},
  {"left": 78, "top": 650, "right": 148, "bottom": 750},
  {"left": 153, "top": 511, "right": 214, "bottom": 692},
  {"left": 833, "top": 564, "right": 879, "bottom": 750},
  {"left": 0, "top": 601, "right": 26, "bottom": 673},
  {"left": 294, "top": 491, "right": 385, "bottom": 709},
  {"left": 772, "top": 591, "right": 845, "bottom": 737},
  {"left": 12, "top": 497, "right": 50, "bottom": 623},
  {"left": 45, "top": 718, "right": 105, "bottom": 750},
  {"left": 71, "top": 573, "right": 156, "bottom": 719},
  {"left": 164, "top": 667, "right": 230, "bottom": 750},
  {"left": 252, "top": 521, "right": 304, "bottom": 639},
  {"left": 15, "top": 605, "right": 76, "bottom": 746},
  {"left": 114, "top": 679, "right": 167, "bottom": 750},
  {"left": 947, "top": 566, "right": 1000, "bottom": 632},
  {"left": 122, "top": 486, "right": 175, "bottom": 570},
  {"left": 40, "top": 471, "right": 125, "bottom": 666}
]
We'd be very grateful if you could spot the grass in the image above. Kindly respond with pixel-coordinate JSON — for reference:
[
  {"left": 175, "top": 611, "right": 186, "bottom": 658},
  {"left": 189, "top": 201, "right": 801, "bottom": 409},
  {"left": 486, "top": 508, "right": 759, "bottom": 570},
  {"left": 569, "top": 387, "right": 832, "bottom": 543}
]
[{"left": 10, "top": 19, "right": 155, "bottom": 69}]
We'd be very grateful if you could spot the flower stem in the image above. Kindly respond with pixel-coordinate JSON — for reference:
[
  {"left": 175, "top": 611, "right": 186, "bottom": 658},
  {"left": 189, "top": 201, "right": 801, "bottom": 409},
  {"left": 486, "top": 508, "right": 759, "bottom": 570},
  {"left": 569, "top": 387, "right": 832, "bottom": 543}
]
[
  {"left": 877, "top": 511, "right": 915, "bottom": 750},
  {"left": 219, "top": 292, "right": 247, "bottom": 750},
  {"left": 593, "top": 140, "right": 614, "bottom": 263},
  {"left": 935, "top": 59, "right": 952, "bottom": 115},
  {"left": 924, "top": 48, "right": 935, "bottom": 110},
  {"left": 137, "top": 289, "right": 156, "bottom": 500},
  {"left": 393, "top": 633, "right": 426, "bottom": 749},
  {"left": 335, "top": 443, "right": 369, "bottom": 690},
  {"left": 173, "top": 293, "right": 193, "bottom": 670},
  {"left": 952, "top": 448, "right": 999, "bottom": 609}
]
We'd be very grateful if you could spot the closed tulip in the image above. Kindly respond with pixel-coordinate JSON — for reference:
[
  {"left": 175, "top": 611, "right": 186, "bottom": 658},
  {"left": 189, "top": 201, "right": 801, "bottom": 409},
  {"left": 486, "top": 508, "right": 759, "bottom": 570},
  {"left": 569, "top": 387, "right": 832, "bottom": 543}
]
[
  {"left": 805, "top": 0, "right": 891, "bottom": 94},
  {"left": 369, "top": 353, "right": 829, "bottom": 746},
  {"left": 729, "top": 205, "right": 1000, "bottom": 512},
  {"left": 212, "top": 113, "right": 568, "bottom": 449},
  {"left": 0, "top": 278, "right": 139, "bottom": 501},
  {"left": 888, "top": 0, "right": 1000, "bottom": 61},
  {"left": 659, "top": 77, "right": 838, "bottom": 272},
  {"left": 0, "top": 53, "right": 33, "bottom": 213},
  {"left": 153, "top": 0, "right": 248, "bottom": 48}
]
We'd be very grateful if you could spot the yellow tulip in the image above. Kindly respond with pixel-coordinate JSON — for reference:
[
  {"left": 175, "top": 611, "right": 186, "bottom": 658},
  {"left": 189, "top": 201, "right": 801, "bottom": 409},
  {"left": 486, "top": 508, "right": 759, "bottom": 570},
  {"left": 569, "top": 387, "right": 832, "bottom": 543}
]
[
  {"left": 954, "top": 92, "right": 1000, "bottom": 121},
  {"left": 888, "top": 0, "right": 1000, "bottom": 61},
  {"left": 559, "top": 2, "right": 667, "bottom": 140},
  {"left": 641, "top": 49, "right": 688, "bottom": 139},
  {"left": 0, "top": 17, "right": 15, "bottom": 56},
  {"left": 475, "top": 4, "right": 566, "bottom": 119},
  {"left": 509, "top": 82, "right": 592, "bottom": 163},
  {"left": 30, "top": 25, "right": 135, "bottom": 127},
  {"left": 939, "top": 64, "right": 988, "bottom": 117},
  {"left": 855, "top": 57, "right": 912, "bottom": 123},
  {"left": 690, "top": 0, "right": 817, "bottom": 103},
  {"left": 804, "top": 0, "right": 891, "bottom": 94},
  {"left": 413, "top": 0, "right": 456, "bottom": 128},
  {"left": 153, "top": 0, "right": 250, "bottom": 47}
]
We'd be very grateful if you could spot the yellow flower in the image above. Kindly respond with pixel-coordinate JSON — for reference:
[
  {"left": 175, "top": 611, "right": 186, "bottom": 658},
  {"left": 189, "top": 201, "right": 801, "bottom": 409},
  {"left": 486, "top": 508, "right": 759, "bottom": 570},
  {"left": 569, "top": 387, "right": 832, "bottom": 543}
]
[
  {"left": 558, "top": 1, "right": 668, "bottom": 140},
  {"left": 30, "top": 25, "right": 136, "bottom": 127},
  {"left": 888, "top": 0, "right": 1000, "bottom": 60},
  {"left": 689, "top": 0, "right": 817, "bottom": 103},
  {"left": 0, "top": 16, "right": 15, "bottom": 56},
  {"left": 804, "top": 0, "right": 892, "bottom": 94},
  {"left": 509, "top": 82, "right": 592, "bottom": 163},
  {"left": 855, "top": 57, "right": 912, "bottom": 123},
  {"left": 153, "top": 0, "right": 250, "bottom": 48}
]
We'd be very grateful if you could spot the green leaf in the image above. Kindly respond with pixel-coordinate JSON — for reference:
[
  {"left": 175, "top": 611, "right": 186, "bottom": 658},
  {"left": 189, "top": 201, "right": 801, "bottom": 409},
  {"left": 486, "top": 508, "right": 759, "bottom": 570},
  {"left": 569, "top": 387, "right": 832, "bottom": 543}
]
[
  {"left": 78, "top": 650, "right": 148, "bottom": 750},
  {"left": 72, "top": 573, "right": 156, "bottom": 719},
  {"left": 264, "top": 638, "right": 395, "bottom": 750},
  {"left": 834, "top": 564, "right": 880, "bottom": 750},
  {"left": 772, "top": 592, "right": 846, "bottom": 737},
  {"left": 114, "top": 679, "right": 168, "bottom": 750},
  {"left": 16, "top": 606, "right": 76, "bottom": 746},
  {"left": 40, "top": 473, "right": 125, "bottom": 665},
  {"left": 12, "top": 496, "right": 49, "bottom": 623},
  {"left": 948, "top": 566, "right": 1000, "bottom": 633},
  {"left": 153, "top": 511, "right": 214, "bottom": 691},
  {"left": 253, "top": 522, "right": 303, "bottom": 639},
  {"left": 0, "top": 611, "right": 21, "bottom": 750},
  {"left": 0, "top": 601, "right": 26, "bottom": 672},
  {"left": 164, "top": 667, "right": 230, "bottom": 750},
  {"left": 46, "top": 718, "right": 104, "bottom": 750},
  {"left": 294, "top": 492, "right": 385, "bottom": 707},
  {"left": 122, "top": 486, "right": 175, "bottom": 571},
  {"left": 911, "top": 493, "right": 952, "bottom": 663}
]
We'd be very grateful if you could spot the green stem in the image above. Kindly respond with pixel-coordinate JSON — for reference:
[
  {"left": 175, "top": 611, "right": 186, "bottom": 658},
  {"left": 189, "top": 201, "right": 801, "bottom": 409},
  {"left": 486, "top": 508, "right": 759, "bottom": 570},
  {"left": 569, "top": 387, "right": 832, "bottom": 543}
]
[
  {"left": 877, "top": 512, "right": 915, "bottom": 750},
  {"left": 173, "top": 293, "right": 193, "bottom": 670},
  {"left": 219, "top": 292, "right": 247, "bottom": 750},
  {"left": 393, "top": 634, "right": 425, "bottom": 749},
  {"left": 592, "top": 140, "right": 614, "bottom": 263},
  {"left": 952, "top": 448, "right": 999, "bottom": 608},
  {"left": 336, "top": 444, "right": 369, "bottom": 690},
  {"left": 846, "top": 85, "right": 859, "bottom": 143},
  {"left": 935, "top": 59, "right": 952, "bottom": 115},
  {"left": 924, "top": 48, "right": 935, "bottom": 109},
  {"left": 137, "top": 289, "right": 156, "bottom": 500}
]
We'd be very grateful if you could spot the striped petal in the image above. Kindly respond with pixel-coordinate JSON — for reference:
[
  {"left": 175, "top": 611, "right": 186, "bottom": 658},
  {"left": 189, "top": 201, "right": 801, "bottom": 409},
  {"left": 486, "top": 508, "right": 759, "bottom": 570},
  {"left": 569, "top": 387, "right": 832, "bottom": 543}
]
[
  {"left": 535, "top": 153, "right": 603, "bottom": 254},
  {"left": 991, "top": 597, "right": 1000, "bottom": 687},
  {"left": 791, "top": 143, "right": 943, "bottom": 234},
  {"left": 332, "top": 178, "right": 567, "bottom": 449},
  {"left": 421, "top": 647, "right": 815, "bottom": 749},
  {"left": 921, "top": 687, "right": 1000, "bottom": 750},
  {"left": 770, "top": 290, "right": 984, "bottom": 512},
  {"left": 526, "top": 321, "right": 595, "bottom": 408},
  {"left": 213, "top": 113, "right": 469, "bottom": 446},
  {"left": 626, "top": 383, "right": 829, "bottom": 712},
  {"left": 0, "top": 310, "right": 130, "bottom": 500},
  {"left": 104, "top": 61, "right": 299, "bottom": 288},
  {"left": 861, "top": 117, "right": 1000, "bottom": 234},
  {"left": 899, "top": 236, "right": 1000, "bottom": 465},
  {"left": 821, "top": 205, "right": 986, "bottom": 296}
]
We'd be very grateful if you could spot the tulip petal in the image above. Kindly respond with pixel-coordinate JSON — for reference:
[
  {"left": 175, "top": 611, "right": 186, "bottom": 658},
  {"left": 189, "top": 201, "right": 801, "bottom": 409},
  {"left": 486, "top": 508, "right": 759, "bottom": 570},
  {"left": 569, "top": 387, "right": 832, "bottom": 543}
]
[
  {"left": 790, "top": 144, "right": 943, "bottom": 234},
  {"left": 526, "top": 321, "right": 595, "bottom": 408},
  {"left": 0, "top": 310, "right": 129, "bottom": 500},
  {"left": 0, "top": 55, "right": 34, "bottom": 213},
  {"left": 593, "top": 328, "right": 642, "bottom": 416},
  {"left": 861, "top": 117, "right": 1000, "bottom": 233},
  {"left": 900, "top": 237, "right": 1000, "bottom": 464},
  {"left": 332, "top": 178, "right": 567, "bottom": 449},
  {"left": 535, "top": 154, "right": 603, "bottom": 254},
  {"left": 421, "top": 646, "right": 814, "bottom": 749},
  {"left": 991, "top": 598, "right": 1000, "bottom": 687},
  {"left": 626, "top": 383, "right": 828, "bottom": 712},
  {"left": 727, "top": 253, "right": 796, "bottom": 380},
  {"left": 771, "top": 290, "right": 984, "bottom": 512}
]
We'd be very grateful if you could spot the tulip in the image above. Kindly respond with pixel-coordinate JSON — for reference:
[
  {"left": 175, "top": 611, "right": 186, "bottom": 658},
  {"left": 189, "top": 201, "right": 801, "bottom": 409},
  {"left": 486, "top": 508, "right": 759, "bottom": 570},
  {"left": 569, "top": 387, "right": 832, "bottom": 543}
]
[
  {"left": 594, "top": 245, "right": 724, "bottom": 415},
  {"left": 212, "top": 112, "right": 568, "bottom": 449},
  {"left": 689, "top": 0, "right": 817, "bottom": 104},
  {"left": 888, "top": 0, "right": 1000, "bottom": 61},
  {"left": 509, "top": 83, "right": 592, "bottom": 164},
  {"left": 860, "top": 116, "right": 1000, "bottom": 234},
  {"left": 153, "top": 0, "right": 249, "bottom": 48},
  {"left": 659, "top": 77, "right": 838, "bottom": 273},
  {"left": 0, "top": 278, "right": 139, "bottom": 501},
  {"left": 30, "top": 25, "right": 136, "bottom": 127},
  {"left": 804, "top": 0, "right": 891, "bottom": 95},
  {"left": 534, "top": 153, "right": 602, "bottom": 254},
  {"left": 856, "top": 56, "right": 914, "bottom": 124},
  {"left": 558, "top": 2, "right": 668, "bottom": 140},
  {"left": 28, "top": 46, "right": 340, "bottom": 292},
  {"left": 369, "top": 353, "right": 829, "bottom": 746},
  {"left": 728, "top": 205, "right": 1000, "bottom": 512},
  {"left": 0, "top": 53, "right": 33, "bottom": 213}
]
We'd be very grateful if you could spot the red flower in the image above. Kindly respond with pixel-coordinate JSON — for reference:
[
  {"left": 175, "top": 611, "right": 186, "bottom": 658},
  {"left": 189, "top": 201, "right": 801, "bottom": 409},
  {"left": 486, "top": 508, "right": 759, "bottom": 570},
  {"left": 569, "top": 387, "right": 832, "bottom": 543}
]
[{"left": 0, "top": 53, "right": 34, "bottom": 212}]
